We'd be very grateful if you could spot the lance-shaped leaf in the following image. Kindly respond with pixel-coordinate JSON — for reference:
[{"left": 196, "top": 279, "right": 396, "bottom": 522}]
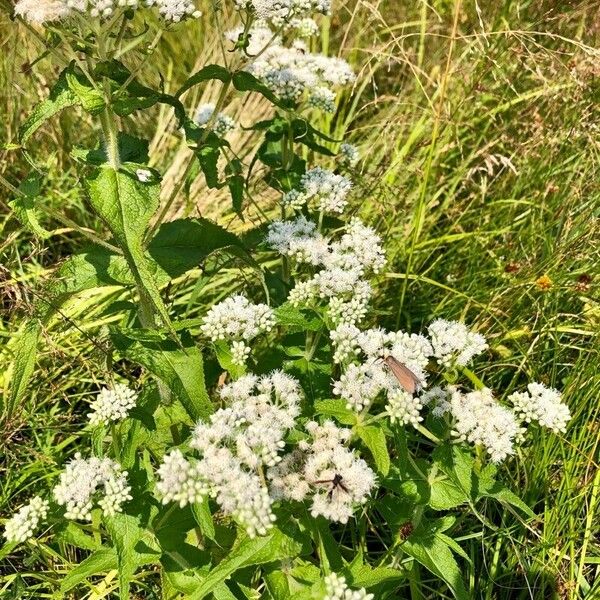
[
  {"left": 9, "top": 172, "right": 50, "bottom": 238},
  {"left": 176, "top": 64, "right": 231, "bottom": 98},
  {"left": 85, "top": 165, "right": 176, "bottom": 336},
  {"left": 18, "top": 65, "right": 79, "bottom": 144},
  {"left": 112, "top": 329, "right": 212, "bottom": 421}
]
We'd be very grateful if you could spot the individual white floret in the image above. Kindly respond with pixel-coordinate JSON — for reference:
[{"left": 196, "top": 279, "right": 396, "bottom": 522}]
[
  {"left": 194, "top": 103, "right": 236, "bottom": 136},
  {"left": 323, "top": 572, "right": 374, "bottom": 600},
  {"left": 87, "top": 383, "right": 138, "bottom": 426},
  {"left": 3, "top": 496, "right": 49, "bottom": 543},
  {"left": 428, "top": 319, "right": 488, "bottom": 367},
  {"left": 53, "top": 453, "right": 131, "bottom": 521},
  {"left": 508, "top": 382, "right": 571, "bottom": 433},
  {"left": 449, "top": 388, "right": 520, "bottom": 463}
]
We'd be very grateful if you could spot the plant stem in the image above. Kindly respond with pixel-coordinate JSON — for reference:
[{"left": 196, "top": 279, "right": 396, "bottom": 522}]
[{"left": 99, "top": 107, "right": 121, "bottom": 170}]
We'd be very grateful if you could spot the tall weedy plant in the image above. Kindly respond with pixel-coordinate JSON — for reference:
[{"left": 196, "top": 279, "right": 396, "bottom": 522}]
[{"left": 2, "top": 1, "right": 572, "bottom": 598}]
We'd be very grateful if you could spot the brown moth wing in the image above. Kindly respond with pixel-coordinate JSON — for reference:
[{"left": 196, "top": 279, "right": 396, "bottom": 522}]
[{"left": 383, "top": 356, "right": 421, "bottom": 394}]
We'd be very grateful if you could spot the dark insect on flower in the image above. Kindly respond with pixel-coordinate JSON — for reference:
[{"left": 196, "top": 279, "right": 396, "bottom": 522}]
[
  {"left": 398, "top": 522, "right": 414, "bottom": 541},
  {"left": 383, "top": 355, "right": 421, "bottom": 394},
  {"left": 314, "top": 473, "right": 350, "bottom": 501}
]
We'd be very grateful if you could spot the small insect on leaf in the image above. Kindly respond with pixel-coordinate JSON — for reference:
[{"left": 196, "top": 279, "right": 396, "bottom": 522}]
[{"left": 383, "top": 356, "right": 421, "bottom": 394}]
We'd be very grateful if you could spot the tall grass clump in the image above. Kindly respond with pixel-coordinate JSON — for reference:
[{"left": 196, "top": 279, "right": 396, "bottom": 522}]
[{"left": 0, "top": 1, "right": 598, "bottom": 599}]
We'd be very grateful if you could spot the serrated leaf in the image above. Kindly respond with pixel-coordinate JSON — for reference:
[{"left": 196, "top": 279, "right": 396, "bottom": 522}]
[
  {"left": 191, "top": 498, "right": 216, "bottom": 542},
  {"left": 85, "top": 165, "right": 176, "bottom": 337},
  {"left": 232, "top": 70, "right": 287, "bottom": 109},
  {"left": 313, "top": 399, "right": 356, "bottom": 426},
  {"left": 274, "top": 304, "right": 322, "bottom": 333},
  {"left": 429, "top": 474, "right": 469, "bottom": 511},
  {"left": 176, "top": 64, "right": 231, "bottom": 97},
  {"left": 484, "top": 482, "right": 535, "bottom": 517},
  {"left": 60, "top": 547, "right": 118, "bottom": 593},
  {"left": 19, "top": 65, "right": 79, "bottom": 144},
  {"left": 356, "top": 425, "right": 391, "bottom": 476},
  {"left": 188, "top": 521, "right": 309, "bottom": 600},
  {"left": 3, "top": 320, "right": 41, "bottom": 422},
  {"left": 349, "top": 564, "right": 404, "bottom": 589},
  {"left": 105, "top": 513, "right": 161, "bottom": 599},
  {"left": 403, "top": 533, "right": 469, "bottom": 600},
  {"left": 148, "top": 217, "right": 243, "bottom": 277},
  {"left": 65, "top": 70, "right": 105, "bottom": 114},
  {"left": 112, "top": 329, "right": 212, "bottom": 421},
  {"left": 9, "top": 172, "right": 50, "bottom": 238}
]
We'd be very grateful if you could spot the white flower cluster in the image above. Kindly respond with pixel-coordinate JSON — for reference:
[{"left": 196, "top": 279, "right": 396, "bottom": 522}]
[
  {"left": 339, "top": 143, "right": 360, "bottom": 168},
  {"left": 268, "top": 420, "right": 376, "bottom": 523},
  {"left": 428, "top": 319, "right": 488, "bottom": 367},
  {"left": 156, "top": 372, "right": 301, "bottom": 536},
  {"left": 226, "top": 21, "right": 279, "bottom": 55},
  {"left": 235, "top": 0, "right": 330, "bottom": 24},
  {"left": 283, "top": 168, "right": 352, "bottom": 214},
  {"left": 201, "top": 295, "right": 275, "bottom": 366},
  {"left": 3, "top": 497, "right": 49, "bottom": 544},
  {"left": 53, "top": 453, "right": 131, "bottom": 520},
  {"left": 195, "top": 103, "right": 236, "bottom": 137},
  {"left": 447, "top": 388, "right": 521, "bottom": 463},
  {"left": 267, "top": 217, "right": 385, "bottom": 326},
  {"left": 14, "top": 0, "right": 200, "bottom": 24},
  {"left": 508, "top": 382, "right": 571, "bottom": 433},
  {"left": 247, "top": 43, "right": 354, "bottom": 105},
  {"left": 330, "top": 323, "right": 432, "bottom": 420},
  {"left": 87, "top": 383, "right": 137, "bottom": 426},
  {"left": 192, "top": 372, "right": 302, "bottom": 468},
  {"left": 323, "top": 573, "right": 374, "bottom": 600}
]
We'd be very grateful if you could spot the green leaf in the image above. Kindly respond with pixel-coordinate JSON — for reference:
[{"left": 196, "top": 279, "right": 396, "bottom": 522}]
[
  {"left": 9, "top": 172, "right": 50, "bottom": 238},
  {"left": 196, "top": 141, "right": 222, "bottom": 188},
  {"left": 148, "top": 217, "right": 244, "bottom": 278},
  {"left": 402, "top": 533, "right": 469, "bottom": 600},
  {"left": 65, "top": 70, "right": 105, "bottom": 114},
  {"left": 60, "top": 547, "right": 118, "bottom": 593},
  {"left": 232, "top": 71, "right": 287, "bottom": 109},
  {"left": 19, "top": 65, "right": 78, "bottom": 144},
  {"left": 213, "top": 340, "right": 246, "bottom": 380},
  {"left": 349, "top": 564, "right": 404, "bottom": 589},
  {"left": 55, "top": 522, "right": 101, "bottom": 551},
  {"left": 176, "top": 64, "right": 231, "bottom": 97},
  {"left": 356, "top": 425, "right": 391, "bottom": 476},
  {"left": 72, "top": 133, "right": 149, "bottom": 165},
  {"left": 429, "top": 475, "right": 469, "bottom": 511},
  {"left": 188, "top": 521, "right": 309, "bottom": 600},
  {"left": 227, "top": 174, "right": 245, "bottom": 215},
  {"left": 483, "top": 482, "right": 535, "bottom": 517},
  {"left": 274, "top": 304, "right": 322, "bottom": 333},
  {"left": 112, "top": 329, "right": 212, "bottom": 421},
  {"left": 191, "top": 498, "right": 216, "bottom": 542},
  {"left": 3, "top": 320, "right": 41, "bottom": 422},
  {"left": 313, "top": 399, "right": 356, "bottom": 426},
  {"left": 85, "top": 165, "right": 176, "bottom": 337}
]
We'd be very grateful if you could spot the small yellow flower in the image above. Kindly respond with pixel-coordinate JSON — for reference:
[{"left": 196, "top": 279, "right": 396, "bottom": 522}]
[{"left": 535, "top": 274, "right": 553, "bottom": 291}]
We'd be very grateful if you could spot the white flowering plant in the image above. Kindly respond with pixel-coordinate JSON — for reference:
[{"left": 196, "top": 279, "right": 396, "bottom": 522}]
[{"left": 1, "top": 1, "right": 572, "bottom": 598}]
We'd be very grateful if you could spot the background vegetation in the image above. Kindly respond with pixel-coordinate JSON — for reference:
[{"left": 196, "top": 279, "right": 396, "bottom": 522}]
[{"left": 1, "top": 0, "right": 598, "bottom": 598}]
